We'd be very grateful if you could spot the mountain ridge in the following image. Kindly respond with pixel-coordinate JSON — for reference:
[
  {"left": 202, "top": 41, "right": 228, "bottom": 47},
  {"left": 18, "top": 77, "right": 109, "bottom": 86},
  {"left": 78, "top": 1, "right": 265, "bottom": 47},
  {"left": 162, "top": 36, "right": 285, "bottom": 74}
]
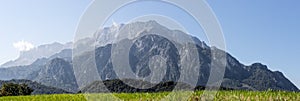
[
  {"left": 1, "top": 42, "right": 72, "bottom": 68},
  {"left": 0, "top": 21, "right": 298, "bottom": 92}
]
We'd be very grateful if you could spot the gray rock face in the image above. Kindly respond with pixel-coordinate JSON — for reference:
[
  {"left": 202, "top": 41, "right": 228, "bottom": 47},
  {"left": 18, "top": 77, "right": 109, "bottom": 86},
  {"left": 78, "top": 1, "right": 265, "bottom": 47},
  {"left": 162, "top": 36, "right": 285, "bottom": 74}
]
[
  {"left": 95, "top": 44, "right": 116, "bottom": 81},
  {"left": 90, "top": 21, "right": 299, "bottom": 91},
  {"left": 91, "top": 33, "right": 299, "bottom": 91},
  {"left": 242, "top": 63, "right": 299, "bottom": 91},
  {"left": 33, "top": 58, "right": 78, "bottom": 93},
  {"left": 129, "top": 34, "right": 180, "bottom": 82},
  {"left": 0, "top": 62, "right": 43, "bottom": 80},
  {"left": 0, "top": 49, "right": 73, "bottom": 81}
]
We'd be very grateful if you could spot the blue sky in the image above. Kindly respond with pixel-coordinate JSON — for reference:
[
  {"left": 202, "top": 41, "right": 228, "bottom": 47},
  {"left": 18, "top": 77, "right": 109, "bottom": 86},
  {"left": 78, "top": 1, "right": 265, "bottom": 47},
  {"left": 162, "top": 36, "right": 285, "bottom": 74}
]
[
  {"left": 0, "top": 0, "right": 299, "bottom": 88},
  {"left": 207, "top": 0, "right": 300, "bottom": 88},
  {"left": 0, "top": 0, "right": 91, "bottom": 64}
]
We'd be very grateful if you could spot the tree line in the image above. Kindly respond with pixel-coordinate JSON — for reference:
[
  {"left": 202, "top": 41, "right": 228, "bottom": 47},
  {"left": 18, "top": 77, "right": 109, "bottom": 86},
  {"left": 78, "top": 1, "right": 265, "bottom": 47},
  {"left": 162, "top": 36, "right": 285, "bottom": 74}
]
[{"left": 0, "top": 83, "right": 33, "bottom": 97}]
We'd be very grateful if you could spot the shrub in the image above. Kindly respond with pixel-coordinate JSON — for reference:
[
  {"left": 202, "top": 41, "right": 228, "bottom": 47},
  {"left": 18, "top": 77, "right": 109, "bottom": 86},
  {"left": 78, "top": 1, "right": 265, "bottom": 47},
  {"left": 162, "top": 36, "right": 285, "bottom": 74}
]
[{"left": 0, "top": 83, "right": 33, "bottom": 96}]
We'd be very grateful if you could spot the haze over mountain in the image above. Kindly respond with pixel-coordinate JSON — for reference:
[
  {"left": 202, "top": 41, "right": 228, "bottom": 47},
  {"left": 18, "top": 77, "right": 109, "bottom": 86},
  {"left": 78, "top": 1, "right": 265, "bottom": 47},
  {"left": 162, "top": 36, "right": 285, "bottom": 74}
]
[
  {"left": 1, "top": 42, "right": 72, "bottom": 68},
  {"left": 0, "top": 21, "right": 298, "bottom": 93}
]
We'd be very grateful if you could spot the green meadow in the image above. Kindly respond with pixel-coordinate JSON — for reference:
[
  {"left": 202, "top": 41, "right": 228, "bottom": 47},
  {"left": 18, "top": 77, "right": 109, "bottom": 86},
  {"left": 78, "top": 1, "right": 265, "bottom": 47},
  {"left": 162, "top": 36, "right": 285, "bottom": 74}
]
[{"left": 0, "top": 91, "right": 299, "bottom": 101}]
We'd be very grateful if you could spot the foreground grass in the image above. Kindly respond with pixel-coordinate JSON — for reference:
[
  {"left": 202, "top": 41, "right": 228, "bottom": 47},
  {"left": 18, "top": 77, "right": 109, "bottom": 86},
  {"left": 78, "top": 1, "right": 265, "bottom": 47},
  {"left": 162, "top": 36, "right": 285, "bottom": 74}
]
[{"left": 0, "top": 91, "right": 299, "bottom": 101}]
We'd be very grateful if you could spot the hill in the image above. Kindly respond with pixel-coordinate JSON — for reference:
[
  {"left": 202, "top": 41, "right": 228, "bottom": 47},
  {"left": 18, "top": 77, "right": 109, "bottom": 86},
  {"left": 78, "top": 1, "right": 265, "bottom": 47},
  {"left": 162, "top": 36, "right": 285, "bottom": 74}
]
[{"left": 0, "top": 79, "right": 70, "bottom": 95}]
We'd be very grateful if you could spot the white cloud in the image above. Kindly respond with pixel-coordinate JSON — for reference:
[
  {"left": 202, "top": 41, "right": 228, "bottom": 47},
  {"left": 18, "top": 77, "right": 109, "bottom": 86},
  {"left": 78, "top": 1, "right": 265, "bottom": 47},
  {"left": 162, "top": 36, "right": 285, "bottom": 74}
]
[
  {"left": 112, "top": 19, "right": 118, "bottom": 27},
  {"left": 13, "top": 40, "right": 35, "bottom": 51}
]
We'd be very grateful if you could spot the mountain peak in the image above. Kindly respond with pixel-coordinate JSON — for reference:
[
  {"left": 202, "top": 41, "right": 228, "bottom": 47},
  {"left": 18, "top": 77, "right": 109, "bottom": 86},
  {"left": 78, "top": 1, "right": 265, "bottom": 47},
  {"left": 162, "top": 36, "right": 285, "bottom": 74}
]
[{"left": 250, "top": 63, "right": 268, "bottom": 70}]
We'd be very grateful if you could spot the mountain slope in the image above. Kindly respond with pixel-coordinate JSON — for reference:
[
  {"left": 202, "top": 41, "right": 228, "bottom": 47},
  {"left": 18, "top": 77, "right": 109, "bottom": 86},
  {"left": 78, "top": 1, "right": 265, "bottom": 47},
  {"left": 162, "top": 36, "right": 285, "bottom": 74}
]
[
  {"left": 89, "top": 21, "right": 298, "bottom": 91},
  {"left": 0, "top": 49, "right": 73, "bottom": 81},
  {"left": 33, "top": 58, "right": 78, "bottom": 93},
  {"left": 88, "top": 34, "right": 299, "bottom": 91},
  {"left": 242, "top": 63, "right": 299, "bottom": 91}
]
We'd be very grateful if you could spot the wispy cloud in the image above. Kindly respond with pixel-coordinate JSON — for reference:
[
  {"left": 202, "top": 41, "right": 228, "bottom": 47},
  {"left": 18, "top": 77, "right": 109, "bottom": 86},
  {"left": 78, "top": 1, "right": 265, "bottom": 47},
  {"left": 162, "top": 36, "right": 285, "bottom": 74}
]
[{"left": 13, "top": 40, "right": 35, "bottom": 51}]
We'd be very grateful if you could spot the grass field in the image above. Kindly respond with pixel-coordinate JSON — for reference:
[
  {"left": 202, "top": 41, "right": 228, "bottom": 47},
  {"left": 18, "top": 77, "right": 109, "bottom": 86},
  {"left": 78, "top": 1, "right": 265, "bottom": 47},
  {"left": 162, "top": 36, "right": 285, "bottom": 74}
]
[{"left": 0, "top": 91, "right": 299, "bottom": 101}]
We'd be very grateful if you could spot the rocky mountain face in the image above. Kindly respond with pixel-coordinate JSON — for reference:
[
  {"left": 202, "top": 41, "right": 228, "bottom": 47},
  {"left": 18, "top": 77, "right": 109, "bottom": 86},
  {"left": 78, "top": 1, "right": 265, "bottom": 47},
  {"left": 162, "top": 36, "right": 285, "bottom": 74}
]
[
  {"left": 76, "top": 21, "right": 299, "bottom": 92},
  {"left": 243, "top": 63, "right": 299, "bottom": 91},
  {"left": 0, "top": 61, "right": 43, "bottom": 80},
  {"left": 89, "top": 34, "right": 299, "bottom": 91},
  {"left": 0, "top": 49, "right": 77, "bottom": 92},
  {"left": 32, "top": 58, "right": 78, "bottom": 93},
  {"left": 93, "top": 34, "right": 181, "bottom": 83},
  {"left": 1, "top": 42, "right": 72, "bottom": 68},
  {"left": 0, "top": 49, "right": 72, "bottom": 80},
  {"left": 0, "top": 21, "right": 298, "bottom": 93}
]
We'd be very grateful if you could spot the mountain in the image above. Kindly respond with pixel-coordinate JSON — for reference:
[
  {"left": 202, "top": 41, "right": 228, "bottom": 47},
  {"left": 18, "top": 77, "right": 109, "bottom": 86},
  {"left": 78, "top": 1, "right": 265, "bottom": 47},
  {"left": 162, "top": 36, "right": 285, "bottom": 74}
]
[
  {"left": 48, "top": 49, "right": 72, "bottom": 61},
  {"left": 32, "top": 58, "right": 78, "bottom": 93},
  {"left": 77, "top": 21, "right": 298, "bottom": 91},
  {"left": 243, "top": 63, "right": 299, "bottom": 91},
  {"left": 0, "top": 21, "right": 298, "bottom": 92},
  {"left": 0, "top": 48, "right": 76, "bottom": 92},
  {"left": 83, "top": 34, "right": 298, "bottom": 91},
  {"left": 0, "top": 61, "right": 43, "bottom": 80},
  {"left": 1, "top": 42, "right": 72, "bottom": 68},
  {"left": 0, "top": 79, "right": 70, "bottom": 95},
  {"left": 0, "top": 49, "right": 73, "bottom": 80}
]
